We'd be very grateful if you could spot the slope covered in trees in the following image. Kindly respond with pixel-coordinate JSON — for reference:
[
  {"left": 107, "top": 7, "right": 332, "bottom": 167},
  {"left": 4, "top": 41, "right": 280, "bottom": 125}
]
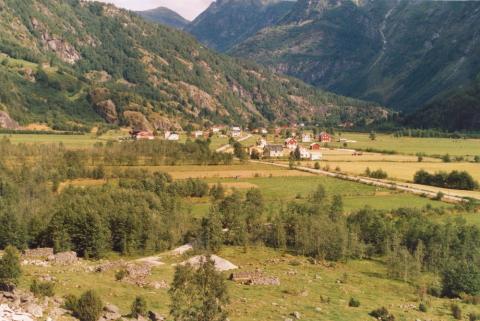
[{"left": 0, "top": 0, "right": 385, "bottom": 131}]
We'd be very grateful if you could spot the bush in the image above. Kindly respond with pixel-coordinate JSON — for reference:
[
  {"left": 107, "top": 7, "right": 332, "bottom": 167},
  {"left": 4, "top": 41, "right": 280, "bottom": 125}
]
[
  {"left": 365, "top": 168, "right": 388, "bottom": 179},
  {"left": 71, "top": 290, "right": 104, "bottom": 321},
  {"left": 418, "top": 302, "right": 427, "bottom": 312},
  {"left": 414, "top": 170, "right": 478, "bottom": 190},
  {"left": 115, "top": 269, "right": 128, "bottom": 281},
  {"left": 451, "top": 304, "right": 462, "bottom": 320},
  {"left": 30, "top": 279, "right": 55, "bottom": 297},
  {"left": 64, "top": 294, "right": 78, "bottom": 312},
  {"left": 131, "top": 296, "right": 148, "bottom": 318},
  {"left": 348, "top": 297, "right": 360, "bottom": 307},
  {"left": 0, "top": 246, "right": 21, "bottom": 291},
  {"left": 442, "top": 262, "right": 480, "bottom": 297},
  {"left": 314, "top": 162, "right": 320, "bottom": 170},
  {"left": 369, "top": 307, "right": 395, "bottom": 321}
]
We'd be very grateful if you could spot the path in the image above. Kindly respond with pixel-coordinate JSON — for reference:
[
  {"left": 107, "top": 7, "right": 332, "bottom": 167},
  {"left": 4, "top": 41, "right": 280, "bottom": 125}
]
[
  {"left": 216, "top": 134, "right": 253, "bottom": 153},
  {"left": 250, "top": 160, "right": 478, "bottom": 203}
]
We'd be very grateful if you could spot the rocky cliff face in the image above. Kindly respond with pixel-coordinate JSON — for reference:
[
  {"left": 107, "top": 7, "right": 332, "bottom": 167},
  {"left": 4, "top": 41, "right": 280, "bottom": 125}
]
[
  {"left": 0, "top": 111, "right": 19, "bottom": 129},
  {"left": 232, "top": 0, "right": 480, "bottom": 115}
]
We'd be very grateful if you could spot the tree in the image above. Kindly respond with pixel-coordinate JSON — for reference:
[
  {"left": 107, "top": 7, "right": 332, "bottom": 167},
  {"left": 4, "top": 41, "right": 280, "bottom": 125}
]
[
  {"left": 233, "top": 142, "right": 246, "bottom": 160},
  {"left": 0, "top": 246, "right": 21, "bottom": 290},
  {"left": 442, "top": 262, "right": 480, "bottom": 297},
  {"left": 169, "top": 257, "right": 229, "bottom": 321},
  {"left": 293, "top": 146, "right": 301, "bottom": 160},
  {"left": 329, "top": 195, "right": 343, "bottom": 222},
  {"left": 310, "top": 184, "right": 326, "bottom": 204},
  {"left": 369, "top": 131, "right": 376, "bottom": 141},
  {"left": 131, "top": 296, "right": 148, "bottom": 318},
  {"left": 73, "top": 290, "right": 104, "bottom": 321},
  {"left": 199, "top": 208, "right": 223, "bottom": 253}
]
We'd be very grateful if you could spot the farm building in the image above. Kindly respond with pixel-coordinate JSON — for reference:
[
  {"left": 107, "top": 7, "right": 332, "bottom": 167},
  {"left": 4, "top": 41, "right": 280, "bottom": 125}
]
[
  {"left": 193, "top": 131, "right": 204, "bottom": 138},
  {"left": 165, "top": 132, "right": 180, "bottom": 141},
  {"left": 310, "top": 143, "right": 321, "bottom": 150},
  {"left": 264, "top": 145, "right": 284, "bottom": 158},
  {"left": 284, "top": 138, "right": 298, "bottom": 150},
  {"left": 131, "top": 130, "right": 154, "bottom": 140},
  {"left": 231, "top": 126, "right": 242, "bottom": 137},
  {"left": 299, "top": 147, "right": 311, "bottom": 159},
  {"left": 318, "top": 132, "right": 332, "bottom": 143},
  {"left": 302, "top": 133, "right": 312, "bottom": 143}
]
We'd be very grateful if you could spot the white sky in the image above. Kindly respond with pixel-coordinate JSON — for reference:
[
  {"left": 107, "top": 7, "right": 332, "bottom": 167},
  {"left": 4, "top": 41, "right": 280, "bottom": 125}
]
[{"left": 96, "top": 0, "right": 214, "bottom": 20}]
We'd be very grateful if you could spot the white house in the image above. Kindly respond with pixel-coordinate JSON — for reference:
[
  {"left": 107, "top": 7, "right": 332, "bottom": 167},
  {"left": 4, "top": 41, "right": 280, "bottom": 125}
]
[
  {"left": 299, "top": 147, "right": 311, "bottom": 159},
  {"left": 193, "top": 131, "right": 204, "bottom": 138},
  {"left": 231, "top": 126, "right": 242, "bottom": 137},
  {"left": 264, "top": 145, "right": 284, "bottom": 158},
  {"left": 302, "top": 133, "right": 312, "bottom": 143},
  {"left": 167, "top": 133, "right": 180, "bottom": 141}
]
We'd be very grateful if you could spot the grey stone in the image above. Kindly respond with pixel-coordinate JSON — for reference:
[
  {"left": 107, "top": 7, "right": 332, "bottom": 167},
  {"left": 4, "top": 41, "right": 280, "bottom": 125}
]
[{"left": 148, "top": 310, "right": 165, "bottom": 321}]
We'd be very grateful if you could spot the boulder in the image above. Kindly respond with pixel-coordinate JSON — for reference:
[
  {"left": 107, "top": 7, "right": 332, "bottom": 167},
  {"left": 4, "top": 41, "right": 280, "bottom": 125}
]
[
  {"left": 24, "top": 303, "right": 43, "bottom": 318},
  {"left": 52, "top": 251, "right": 78, "bottom": 265},
  {"left": 291, "top": 311, "right": 301, "bottom": 320},
  {"left": 104, "top": 304, "right": 120, "bottom": 314},
  {"left": 94, "top": 99, "right": 118, "bottom": 123},
  {"left": 180, "top": 255, "right": 238, "bottom": 272},
  {"left": 148, "top": 311, "right": 165, "bottom": 321}
]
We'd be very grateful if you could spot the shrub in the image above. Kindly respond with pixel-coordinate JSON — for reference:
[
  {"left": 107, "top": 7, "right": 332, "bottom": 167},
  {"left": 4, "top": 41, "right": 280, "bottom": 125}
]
[
  {"left": 64, "top": 294, "right": 78, "bottom": 312},
  {"left": 434, "top": 191, "right": 444, "bottom": 201},
  {"left": 314, "top": 162, "right": 320, "bottom": 170},
  {"left": 30, "top": 279, "right": 55, "bottom": 297},
  {"left": 72, "top": 290, "right": 104, "bottom": 321},
  {"left": 427, "top": 285, "right": 442, "bottom": 297},
  {"left": 369, "top": 307, "right": 395, "bottom": 321},
  {"left": 131, "top": 296, "right": 148, "bottom": 318},
  {"left": 0, "top": 246, "right": 21, "bottom": 291},
  {"left": 418, "top": 303, "right": 427, "bottom": 312},
  {"left": 461, "top": 293, "right": 480, "bottom": 305},
  {"left": 115, "top": 269, "right": 128, "bottom": 281},
  {"left": 442, "top": 262, "right": 480, "bottom": 297},
  {"left": 451, "top": 304, "right": 462, "bottom": 320},
  {"left": 349, "top": 298, "right": 360, "bottom": 307},
  {"left": 365, "top": 168, "right": 388, "bottom": 179}
]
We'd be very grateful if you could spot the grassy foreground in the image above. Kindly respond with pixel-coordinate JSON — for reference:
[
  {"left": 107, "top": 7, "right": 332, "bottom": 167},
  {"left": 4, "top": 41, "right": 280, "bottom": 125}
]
[{"left": 19, "top": 247, "right": 477, "bottom": 321}]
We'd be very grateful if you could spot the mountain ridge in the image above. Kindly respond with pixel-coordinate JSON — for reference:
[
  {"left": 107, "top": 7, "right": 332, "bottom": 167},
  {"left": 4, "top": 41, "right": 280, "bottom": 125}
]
[
  {"left": 0, "top": 0, "right": 386, "bottom": 131},
  {"left": 136, "top": 7, "right": 189, "bottom": 30}
]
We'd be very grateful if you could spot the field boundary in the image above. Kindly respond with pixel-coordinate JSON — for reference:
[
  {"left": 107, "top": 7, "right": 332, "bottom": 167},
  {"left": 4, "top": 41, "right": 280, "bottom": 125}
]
[{"left": 250, "top": 160, "right": 479, "bottom": 203}]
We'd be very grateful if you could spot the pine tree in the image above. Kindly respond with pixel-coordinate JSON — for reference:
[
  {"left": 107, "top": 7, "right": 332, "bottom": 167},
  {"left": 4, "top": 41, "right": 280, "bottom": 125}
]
[
  {"left": 199, "top": 208, "right": 223, "bottom": 253},
  {"left": 329, "top": 195, "right": 343, "bottom": 222}
]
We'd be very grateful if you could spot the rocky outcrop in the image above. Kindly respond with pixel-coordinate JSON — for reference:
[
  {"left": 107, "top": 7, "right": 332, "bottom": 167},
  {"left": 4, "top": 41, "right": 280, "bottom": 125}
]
[
  {"left": 123, "top": 111, "right": 152, "bottom": 131},
  {"left": 0, "top": 111, "right": 19, "bottom": 129},
  {"left": 94, "top": 100, "right": 118, "bottom": 123},
  {"left": 230, "top": 269, "right": 280, "bottom": 285}
]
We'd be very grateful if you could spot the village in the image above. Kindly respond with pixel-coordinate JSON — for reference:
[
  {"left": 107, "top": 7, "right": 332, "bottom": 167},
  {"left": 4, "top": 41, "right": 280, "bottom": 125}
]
[{"left": 129, "top": 124, "right": 337, "bottom": 161}]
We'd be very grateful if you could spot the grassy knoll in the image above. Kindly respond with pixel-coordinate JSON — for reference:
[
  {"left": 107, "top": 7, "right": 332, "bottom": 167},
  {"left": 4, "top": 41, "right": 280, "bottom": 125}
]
[
  {"left": 18, "top": 246, "right": 477, "bottom": 321},
  {"left": 330, "top": 132, "right": 480, "bottom": 157}
]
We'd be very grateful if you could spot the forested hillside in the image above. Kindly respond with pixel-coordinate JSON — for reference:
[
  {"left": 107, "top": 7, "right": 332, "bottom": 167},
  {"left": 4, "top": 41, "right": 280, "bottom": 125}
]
[
  {"left": 136, "top": 7, "right": 189, "bottom": 29},
  {"left": 0, "top": 0, "right": 385, "bottom": 131},
  {"left": 229, "top": 0, "right": 480, "bottom": 128},
  {"left": 186, "top": 0, "right": 295, "bottom": 52}
]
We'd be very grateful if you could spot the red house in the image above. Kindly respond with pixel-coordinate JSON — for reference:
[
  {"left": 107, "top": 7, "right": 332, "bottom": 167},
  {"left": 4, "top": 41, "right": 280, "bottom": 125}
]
[
  {"left": 310, "top": 143, "right": 321, "bottom": 150},
  {"left": 131, "top": 130, "right": 154, "bottom": 140},
  {"left": 318, "top": 132, "right": 331, "bottom": 143},
  {"left": 284, "top": 138, "right": 298, "bottom": 150}
]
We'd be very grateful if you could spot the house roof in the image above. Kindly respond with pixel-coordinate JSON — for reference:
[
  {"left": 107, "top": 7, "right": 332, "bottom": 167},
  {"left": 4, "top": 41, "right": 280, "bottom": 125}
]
[{"left": 265, "top": 145, "right": 284, "bottom": 152}]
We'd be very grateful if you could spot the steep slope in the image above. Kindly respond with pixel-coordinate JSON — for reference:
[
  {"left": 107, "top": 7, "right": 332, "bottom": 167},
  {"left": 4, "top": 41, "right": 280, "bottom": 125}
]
[
  {"left": 233, "top": 0, "right": 480, "bottom": 114},
  {"left": 406, "top": 75, "right": 480, "bottom": 131},
  {"left": 186, "top": 0, "right": 295, "bottom": 52},
  {"left": 0, "top": 0, "right": 386, "bottom": 131},
  {"left": 136, "top": 7, "right": 189, "bottom": 29}
]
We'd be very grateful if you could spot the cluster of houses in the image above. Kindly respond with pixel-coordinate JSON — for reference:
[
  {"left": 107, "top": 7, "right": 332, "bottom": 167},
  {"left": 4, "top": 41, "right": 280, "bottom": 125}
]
[
  {"left": 249, "top": 132, "right": 332, "bottom": 160},
  {"left": 129, "top": 125, "right": 242, "bottom": 141}
]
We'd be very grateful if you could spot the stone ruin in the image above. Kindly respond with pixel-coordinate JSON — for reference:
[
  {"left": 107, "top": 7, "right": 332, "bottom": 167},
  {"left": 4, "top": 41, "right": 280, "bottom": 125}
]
[
  {"left": 230, "top": 269, "right": 280, "bottom": 286},
  {"left": 21, "top": 248, "right": 78, "bottom": 266}
]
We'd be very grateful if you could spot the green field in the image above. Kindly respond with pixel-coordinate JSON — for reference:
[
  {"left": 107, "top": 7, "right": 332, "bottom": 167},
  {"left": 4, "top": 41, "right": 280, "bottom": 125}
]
[
  {"left": 331, "top": 132, "right": 480, "bottom": 157},
  {"left": 18, "top": 246, "right": 477, "bottom": 321}
]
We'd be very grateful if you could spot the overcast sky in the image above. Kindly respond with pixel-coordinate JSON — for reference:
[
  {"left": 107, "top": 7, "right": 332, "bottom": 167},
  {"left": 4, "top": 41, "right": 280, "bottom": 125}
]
[{"left": 97, "top": 0, "right": 214, "bottom": 20}]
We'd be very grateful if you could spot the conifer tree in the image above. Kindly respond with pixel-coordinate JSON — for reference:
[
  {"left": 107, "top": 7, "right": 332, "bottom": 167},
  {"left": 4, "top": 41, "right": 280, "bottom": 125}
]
[{"left": 0, "top": 246, "right": 21, "bottom": 291}]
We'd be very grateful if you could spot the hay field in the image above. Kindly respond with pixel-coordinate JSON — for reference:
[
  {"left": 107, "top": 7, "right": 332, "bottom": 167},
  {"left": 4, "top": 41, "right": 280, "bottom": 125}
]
[{"left": 331, "top": 132, "right": 480, "bottom": 157}]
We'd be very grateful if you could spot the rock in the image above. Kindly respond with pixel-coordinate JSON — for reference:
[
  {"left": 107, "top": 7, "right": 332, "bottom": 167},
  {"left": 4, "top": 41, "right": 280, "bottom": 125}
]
[
  {"left": 52, "top": 251, "right": 78, "bottom": 265},
  {"left": 315, "top": 307, "right": 322, "bottom": 312},
  {"left": 180, "top": 255, "right": 238, "bottom": 272},
  {"left": 25, "top": 303, "right": 43, "bottom": 318},
  {"left": 284, "top": 318, "right": 293, "bottom": 321},
  {"left": 104, "top": 304, "right": 120, "bottom": 314},
  {"left": 1, "top": 292, "right": 16, "bottom": 300},
  {"left": 148, "top": 310, "right": 165, "bottom": 321},
  {"left": 123, "top": 111, "right": 152, "bottom": 132},
  {"left": 171, "top": 244, "right": 193, "bottom": 255},
  {"left": 291, "top": 311, "right": 301, "bottom": 319},
  {"left": 94, "top": 99, "right": 118, "bottom": 123},
  {"left": 0, "top": 111, "right": 19, "bottom": 130}
]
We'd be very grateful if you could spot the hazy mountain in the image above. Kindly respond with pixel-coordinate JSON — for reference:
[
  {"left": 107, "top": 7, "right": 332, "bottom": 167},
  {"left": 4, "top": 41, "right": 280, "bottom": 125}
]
[
  {"left": 137, "top": 7, "right": 189, "bottom": 30},
  {"left": 230, "top": 0, "right": 480, "bottom": 128},
  {"left": 186, "top": 0, "right": 295, "bottom": 52},
  {"left": 0, "top": 0, "right": 385, "bottom": 131}
]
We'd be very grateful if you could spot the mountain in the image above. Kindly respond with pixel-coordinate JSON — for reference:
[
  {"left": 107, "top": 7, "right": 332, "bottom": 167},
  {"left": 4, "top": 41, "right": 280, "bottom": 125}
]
[
  {"left": 186, "top": 0, "right": 295, "bottom": 52},
  {"left": 232, "top": 0, "right": 480, "bottom": 116},
  {"left": 406, "top": 75, "right": 480, "bottom": 131},
  {"left": 136, "top": 7, "right": 189, "bottom": 29},
  {"left": 0, "top": 0, "right": 385, "bottom": 131}
]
